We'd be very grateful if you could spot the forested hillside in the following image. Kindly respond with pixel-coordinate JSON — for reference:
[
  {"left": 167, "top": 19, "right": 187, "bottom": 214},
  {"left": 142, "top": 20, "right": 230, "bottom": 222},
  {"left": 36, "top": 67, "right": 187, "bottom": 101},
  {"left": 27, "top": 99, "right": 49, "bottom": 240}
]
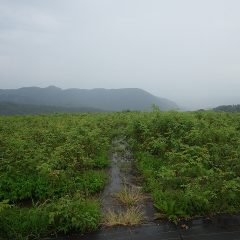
[
  {"left": 0, "top": 86, "right": 178, "bottom": 113},
  {"left": 213, "top": 104, "right": 240, "bottom": 112},
  {"left": 0, "top": 102, "right": 103, "bottom": 115}
]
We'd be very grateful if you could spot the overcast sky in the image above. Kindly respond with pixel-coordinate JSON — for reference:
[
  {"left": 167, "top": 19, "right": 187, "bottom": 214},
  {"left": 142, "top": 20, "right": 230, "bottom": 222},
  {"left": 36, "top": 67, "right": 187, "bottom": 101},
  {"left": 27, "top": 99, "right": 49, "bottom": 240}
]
[{"left": 0, "top": 0, "right": 240, "bottom": 109}]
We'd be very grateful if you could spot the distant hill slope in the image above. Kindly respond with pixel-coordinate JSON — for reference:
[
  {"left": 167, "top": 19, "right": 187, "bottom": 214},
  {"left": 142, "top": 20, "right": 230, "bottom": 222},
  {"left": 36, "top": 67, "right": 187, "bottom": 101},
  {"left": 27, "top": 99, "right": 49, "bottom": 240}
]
[
  {"left": 213, "top": 104, "right": 240, "bottom": 112},
  {"left": 0, "top": 86, "right": 178, "bottom": 112},
  {"left": 0, "top": 102, "right": 103, "bottom": 115}
]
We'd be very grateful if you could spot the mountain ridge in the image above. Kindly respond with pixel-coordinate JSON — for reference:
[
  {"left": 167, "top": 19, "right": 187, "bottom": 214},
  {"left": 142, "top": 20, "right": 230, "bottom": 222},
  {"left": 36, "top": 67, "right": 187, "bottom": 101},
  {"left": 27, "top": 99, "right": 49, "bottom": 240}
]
[{"left": 0, "top": 86, "right": 178, "bottom": 113}]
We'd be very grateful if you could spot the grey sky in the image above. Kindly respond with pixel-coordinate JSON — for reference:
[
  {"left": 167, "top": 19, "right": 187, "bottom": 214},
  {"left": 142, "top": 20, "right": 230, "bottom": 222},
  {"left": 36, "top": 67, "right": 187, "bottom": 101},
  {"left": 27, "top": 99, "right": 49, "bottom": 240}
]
[{"left": 0, "top": 0, "right": 240, "bottom": 109}]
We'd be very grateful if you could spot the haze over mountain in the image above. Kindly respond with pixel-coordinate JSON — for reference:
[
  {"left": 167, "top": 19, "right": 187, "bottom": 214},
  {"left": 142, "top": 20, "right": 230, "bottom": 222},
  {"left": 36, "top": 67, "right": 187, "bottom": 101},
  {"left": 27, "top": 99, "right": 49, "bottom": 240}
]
[
  {"left": 1, "top": 1, "right": 240, "bottom": 110},
  {"left": 0, "top": 86, "right": 178, "bottom": 114}
]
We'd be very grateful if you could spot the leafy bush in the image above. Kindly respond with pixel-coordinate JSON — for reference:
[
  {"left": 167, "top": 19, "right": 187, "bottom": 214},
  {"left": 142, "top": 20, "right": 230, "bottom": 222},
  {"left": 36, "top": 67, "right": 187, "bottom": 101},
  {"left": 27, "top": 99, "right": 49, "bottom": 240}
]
[
  {"left": 129, "top": 111, "right": 240, "bottom": 221},
  {"left": 48, "top": 194, "right": 101, "bottom": 233},
  {"left": 75, "top": 170, "right": 108, "bottom": 195}
]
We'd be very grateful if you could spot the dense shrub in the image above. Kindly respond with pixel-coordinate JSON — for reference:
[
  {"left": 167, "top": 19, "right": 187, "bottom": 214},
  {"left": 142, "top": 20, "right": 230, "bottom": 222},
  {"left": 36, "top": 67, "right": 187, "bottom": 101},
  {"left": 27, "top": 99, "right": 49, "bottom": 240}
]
[
  {"left": 128, "top": 111, "right": 240, "bottom": 221},
  {"left": 0, "top": 113, "right": 117, "bottom": 239}
]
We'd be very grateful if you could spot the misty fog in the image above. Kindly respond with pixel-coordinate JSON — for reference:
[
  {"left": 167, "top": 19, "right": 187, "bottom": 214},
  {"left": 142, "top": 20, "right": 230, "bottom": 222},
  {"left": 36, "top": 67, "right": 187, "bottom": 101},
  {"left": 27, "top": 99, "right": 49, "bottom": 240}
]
[{"left": 0, "top": 0, "right": 240, "bottom": 109}]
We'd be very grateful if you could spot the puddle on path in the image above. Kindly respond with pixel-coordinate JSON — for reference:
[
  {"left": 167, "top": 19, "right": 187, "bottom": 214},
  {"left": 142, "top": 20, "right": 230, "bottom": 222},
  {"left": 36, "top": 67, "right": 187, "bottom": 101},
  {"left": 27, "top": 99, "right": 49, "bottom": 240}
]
[{"left": 101, "top": 138, "right": 156, "bottom": 223}]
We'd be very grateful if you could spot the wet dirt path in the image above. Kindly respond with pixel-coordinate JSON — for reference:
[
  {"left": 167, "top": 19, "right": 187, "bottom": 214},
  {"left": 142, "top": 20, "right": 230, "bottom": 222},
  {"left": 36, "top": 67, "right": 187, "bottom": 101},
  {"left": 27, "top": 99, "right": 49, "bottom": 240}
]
[{"left": 101, "top": 138, "right": 156, "bottom": 222}]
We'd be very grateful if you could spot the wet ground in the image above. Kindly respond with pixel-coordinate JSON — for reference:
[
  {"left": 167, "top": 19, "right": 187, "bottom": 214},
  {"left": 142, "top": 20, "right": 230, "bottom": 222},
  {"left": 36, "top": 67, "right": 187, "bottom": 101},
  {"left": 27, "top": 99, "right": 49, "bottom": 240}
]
[
  {"left": 101, "top": 138, "right": 155, "bottom": 221},
  {"left": 47, "top": 139, "right": 240, "bottom": 240},
  {"left": 49, "top": 214, "right": 240, "bottom": 240}
]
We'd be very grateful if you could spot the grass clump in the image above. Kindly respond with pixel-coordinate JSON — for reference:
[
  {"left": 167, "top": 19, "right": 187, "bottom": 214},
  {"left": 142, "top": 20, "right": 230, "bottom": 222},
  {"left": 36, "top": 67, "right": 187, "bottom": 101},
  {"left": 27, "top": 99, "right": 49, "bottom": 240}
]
[
  {"left": 103, "top": 207, "right": 143, "bottom": 226},
  {"left": 0, "top": 206, "right": 50, "bottom": 240},
  {"left": 115, "top": 185, "right": 144, "bottom": 206}
]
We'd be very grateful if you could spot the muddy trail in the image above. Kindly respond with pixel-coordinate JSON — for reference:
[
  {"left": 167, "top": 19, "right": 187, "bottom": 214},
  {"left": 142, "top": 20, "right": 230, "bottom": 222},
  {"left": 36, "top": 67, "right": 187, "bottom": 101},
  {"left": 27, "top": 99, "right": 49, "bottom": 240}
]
[{"left": 101, "top": 138, "right": 156, "bottom": 223}]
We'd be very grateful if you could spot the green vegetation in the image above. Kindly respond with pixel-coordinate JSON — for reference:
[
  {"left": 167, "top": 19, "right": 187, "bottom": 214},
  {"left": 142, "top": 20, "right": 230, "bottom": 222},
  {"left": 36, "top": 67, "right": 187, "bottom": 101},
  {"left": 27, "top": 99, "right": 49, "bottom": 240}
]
[
  {"left": 128, "top": 111, "right": 240, "bottom": 221},
  {"left": 0, "top": 111, "right": 240, "bottom": 238},
  {"left": 0, "top": 113, "right": 115, "bottom": 239}
]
